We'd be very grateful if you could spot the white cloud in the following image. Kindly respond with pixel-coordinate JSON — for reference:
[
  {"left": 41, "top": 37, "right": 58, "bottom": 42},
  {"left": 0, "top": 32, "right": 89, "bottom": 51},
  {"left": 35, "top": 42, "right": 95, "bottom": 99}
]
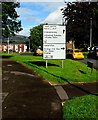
[
  {"left": 25, "top": 16, "right": 41, "bottom": 23},
  {"left": 42, "top": 6, "right": 64, "bottom": 24},
  {"left": 16, "top": 7, "right": 41, "bottom": 23},
  {"left": 16, "top": 7, "right": 39, "bottom": 15},
  {"left": 16, "top": 3, "right": 65, "bottom": 36}
]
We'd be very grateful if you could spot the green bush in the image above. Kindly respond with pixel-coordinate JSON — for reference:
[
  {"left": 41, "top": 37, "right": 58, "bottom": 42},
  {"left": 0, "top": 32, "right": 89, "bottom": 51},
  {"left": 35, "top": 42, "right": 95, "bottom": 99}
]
[{"left": 83, "top": 52, "right": 89, "bottom": 58}]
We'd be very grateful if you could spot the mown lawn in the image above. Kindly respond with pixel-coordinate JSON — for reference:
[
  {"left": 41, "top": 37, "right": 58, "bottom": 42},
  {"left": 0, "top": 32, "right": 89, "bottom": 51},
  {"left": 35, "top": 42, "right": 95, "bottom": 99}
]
[
  {"left": 63, "top": 94, "right": 98, "bottom": 119},
  {"left": 7, "top": 54, "right": 98, "bottom": 84}
]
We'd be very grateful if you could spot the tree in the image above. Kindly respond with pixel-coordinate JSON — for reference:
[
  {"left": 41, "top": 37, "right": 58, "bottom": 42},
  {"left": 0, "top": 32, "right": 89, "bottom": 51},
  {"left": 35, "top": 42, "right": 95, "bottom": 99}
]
[
  {"left": 29, "top": 24, "right": 45, "bottom": 50},
  {"left": 61, "top": 2, "right": 98, "bottom": 48},
  {"left": 2, "top": 2, "right": 22, "bottom": 38}
]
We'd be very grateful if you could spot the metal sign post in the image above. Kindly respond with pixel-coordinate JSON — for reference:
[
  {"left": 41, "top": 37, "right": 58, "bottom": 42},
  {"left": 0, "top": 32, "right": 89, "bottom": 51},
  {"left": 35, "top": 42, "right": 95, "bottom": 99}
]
[
  {"left": 46, "top": 60, "right": 48, "bottom": 68},
  {"left": 62, "top": 60, "right": 64, "bottom": 68}
]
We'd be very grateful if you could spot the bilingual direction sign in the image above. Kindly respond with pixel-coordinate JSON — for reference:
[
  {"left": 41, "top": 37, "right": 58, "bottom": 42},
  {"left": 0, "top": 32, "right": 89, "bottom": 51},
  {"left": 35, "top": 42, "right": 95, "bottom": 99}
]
[
  {"left": 43, "top": 25, "right": 66, "bottom": 59},
  {"left": 43, "top": 25, "right": 66, "bottom": 44}
]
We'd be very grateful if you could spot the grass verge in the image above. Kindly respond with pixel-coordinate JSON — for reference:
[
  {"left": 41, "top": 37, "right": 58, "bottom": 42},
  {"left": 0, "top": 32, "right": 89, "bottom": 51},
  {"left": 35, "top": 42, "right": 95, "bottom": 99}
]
[
  {"left": 63, "top": 95, "right": 98, "bottom": 119},
  {"left": 8, "top": 55, "right": 98, "bottom": 84}
]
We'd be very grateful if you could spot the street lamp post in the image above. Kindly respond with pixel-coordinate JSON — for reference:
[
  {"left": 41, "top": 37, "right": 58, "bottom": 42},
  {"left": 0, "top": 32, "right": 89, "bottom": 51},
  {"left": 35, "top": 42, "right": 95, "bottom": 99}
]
[
  {"left": 62, "top": 18, "right": 67, "bottom": 68},
  {"left": 29, "top": 39, "right": 30, "bottom": 53},
  {"left": 90, "top": 18, "right": 92, "bottom": 48}
]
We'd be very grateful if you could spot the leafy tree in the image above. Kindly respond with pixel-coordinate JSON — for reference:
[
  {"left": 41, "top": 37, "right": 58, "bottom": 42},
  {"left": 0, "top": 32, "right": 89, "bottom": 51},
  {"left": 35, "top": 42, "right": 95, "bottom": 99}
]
[
  {"left": 29, "top": 24, "right": 45, "bottom": 50},
  {"left": 2, "top": 2, "right": 22, "bottom": 38},
  {"left": 61, "top": 2, "right": 98, "bottom": 48}
]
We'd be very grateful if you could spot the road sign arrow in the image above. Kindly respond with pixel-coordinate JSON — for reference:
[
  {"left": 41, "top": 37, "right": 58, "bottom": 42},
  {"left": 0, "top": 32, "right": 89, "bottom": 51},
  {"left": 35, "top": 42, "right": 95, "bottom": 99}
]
[
  {"left": 63, "top": 30, "right": 65, "bottom": 34},
  {"left": 61, "top": 47, "right": 65, "bottom": 50}
]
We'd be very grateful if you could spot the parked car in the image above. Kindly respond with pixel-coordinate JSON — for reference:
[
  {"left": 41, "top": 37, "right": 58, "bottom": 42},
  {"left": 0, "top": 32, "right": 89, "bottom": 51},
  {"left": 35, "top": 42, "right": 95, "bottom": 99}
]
[
  {"left": 34, "top": 48, "right": 43, "bottom": 56},
  {"left": 66, "top": 49, "right": 84, "bottom": 59}
]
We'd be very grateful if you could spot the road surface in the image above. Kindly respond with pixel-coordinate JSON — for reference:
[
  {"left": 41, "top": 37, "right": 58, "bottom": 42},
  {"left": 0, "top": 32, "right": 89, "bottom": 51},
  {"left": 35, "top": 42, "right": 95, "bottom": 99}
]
[{"left": 76, "top": 58, "right": 98, "bottom": 70}]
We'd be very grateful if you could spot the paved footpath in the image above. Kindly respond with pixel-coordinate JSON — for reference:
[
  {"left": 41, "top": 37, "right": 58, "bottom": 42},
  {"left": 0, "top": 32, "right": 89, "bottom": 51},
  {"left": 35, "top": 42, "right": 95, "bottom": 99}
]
[{"left": 2, "top": 58, "right": 62, "bottom": 120}]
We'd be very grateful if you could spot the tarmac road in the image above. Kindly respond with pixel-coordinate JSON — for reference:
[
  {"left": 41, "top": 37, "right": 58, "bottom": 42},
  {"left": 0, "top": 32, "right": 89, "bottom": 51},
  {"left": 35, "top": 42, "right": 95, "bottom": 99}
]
[{"left": 75, "top": 58, "right": 98, "bottom": 70}]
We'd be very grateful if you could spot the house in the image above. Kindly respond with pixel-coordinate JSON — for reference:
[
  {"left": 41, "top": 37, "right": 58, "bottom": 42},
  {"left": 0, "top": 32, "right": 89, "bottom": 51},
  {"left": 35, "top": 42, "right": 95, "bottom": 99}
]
[
  {"left": 0, "top": 44, "right": 27, "bottom": 53},
  {"left": 0, "top": 40, "right": 75, "bottom": 53},
  {"left": 66, "top": 40, "right": 75, "bottom": 50}
]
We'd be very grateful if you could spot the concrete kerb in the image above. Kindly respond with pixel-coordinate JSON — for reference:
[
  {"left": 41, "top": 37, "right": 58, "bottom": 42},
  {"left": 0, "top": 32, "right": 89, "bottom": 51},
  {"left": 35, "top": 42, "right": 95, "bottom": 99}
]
[
  {"left": 48, "top": 82, "right": 69, "bottom": 102},
  {"left": 48, "top": 81, "right": 98, "bottom": 105}
]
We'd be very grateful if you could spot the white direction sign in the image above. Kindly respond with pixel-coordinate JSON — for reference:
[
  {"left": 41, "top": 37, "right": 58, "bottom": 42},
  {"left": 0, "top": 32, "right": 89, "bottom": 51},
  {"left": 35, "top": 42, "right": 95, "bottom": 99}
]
[
  {"left": 43, "top": 44, "right": 66, "bottom": 59},
  {"left": 43, "top": 25, "right": 65, "bottom": 44},
  {"left": 43, "top": 25, "right": 66, "bottom": 60}
]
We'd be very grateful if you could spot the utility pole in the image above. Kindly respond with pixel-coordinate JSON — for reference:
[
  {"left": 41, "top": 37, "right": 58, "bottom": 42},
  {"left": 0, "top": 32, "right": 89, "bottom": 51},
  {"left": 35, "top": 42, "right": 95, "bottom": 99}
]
[
  {"left": 62, "top": 18, "right": 65, "bottom": 26},
  {"left": 90, "top": 18, "right": 92, "bottom": 48},
  {"left": 62, "top": 17, "right": 67, "bottom": 68},
  {"left": 29, "top": 39, "right": 30, "bottom": 53}
]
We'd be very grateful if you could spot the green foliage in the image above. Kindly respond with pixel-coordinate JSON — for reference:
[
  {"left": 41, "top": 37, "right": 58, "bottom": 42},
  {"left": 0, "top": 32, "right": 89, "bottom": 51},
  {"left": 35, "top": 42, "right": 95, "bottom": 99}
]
[
  {"left": 63, "top": 95, "right": 97, "bottom": 119},
  {"left": 83, "top": 52, "right": 89, "bottom": 58},
  {"left": 29, "top": 24, "right": 45, "bottom": 50},
  {"left": 61, "top": 2, "right": 98, "bottom": 48},
  {"left": 2, "top": 2, "right": 23, "bottom": 38},
  {"left": 10, "top": 55, "right": 98, "bottom": 84}
]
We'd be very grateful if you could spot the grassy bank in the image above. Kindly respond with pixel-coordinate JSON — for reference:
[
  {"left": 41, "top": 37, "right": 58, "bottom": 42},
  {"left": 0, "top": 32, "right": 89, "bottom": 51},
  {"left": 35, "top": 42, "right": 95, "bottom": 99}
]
[
  {"left": 8, "top": 55, "right": 97, "bottom": 84},
  {"left": 63, "top": 95, "right": 98, "bottom": 119}
]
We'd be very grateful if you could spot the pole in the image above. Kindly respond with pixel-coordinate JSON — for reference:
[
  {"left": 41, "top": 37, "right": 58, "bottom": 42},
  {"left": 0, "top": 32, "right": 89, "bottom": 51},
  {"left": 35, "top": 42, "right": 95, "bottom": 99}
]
[
  {"left": 8, "top": 37, "right": 9, "bottom": 54},
  {"left": 62, "top": 60, "right": 64, "bottom": 68},
  {"left": 62, "top": 18, "right": 65, "bottom": 25},
  {"left": 28, "top": 36, "right": 30, "bottom": 53},
  {"left": 90, "top": 18, "right": 92, "bottom": 48},
  {"left": 62, "top": 17, "right": 67, "bottom": 60},
  {"left": 46, "top": 60, "right": 48, "bottom": 68}
]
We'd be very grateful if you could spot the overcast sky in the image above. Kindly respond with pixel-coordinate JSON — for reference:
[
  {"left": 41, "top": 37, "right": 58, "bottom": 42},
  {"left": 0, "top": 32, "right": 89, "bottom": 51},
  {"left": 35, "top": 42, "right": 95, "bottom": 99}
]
[{"left": 15, "top": 0, "right": 76, "bottom": 36}]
